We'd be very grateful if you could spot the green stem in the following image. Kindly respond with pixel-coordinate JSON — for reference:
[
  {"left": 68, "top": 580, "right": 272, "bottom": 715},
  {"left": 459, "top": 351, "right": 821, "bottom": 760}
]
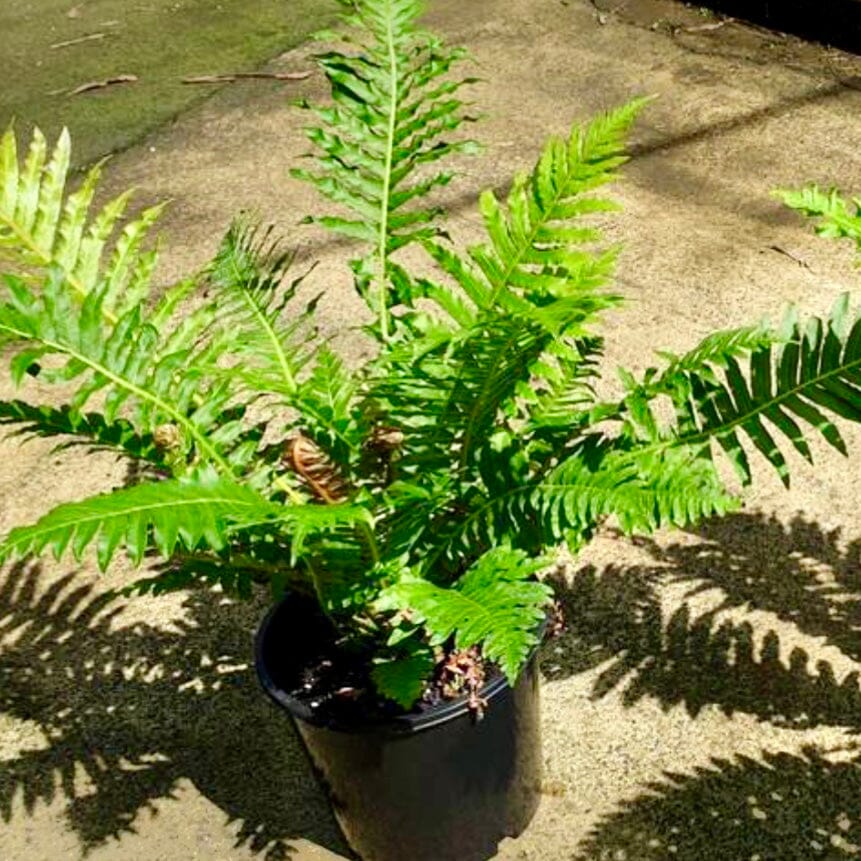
[
  {"left": 376, "top": 0, "right": 399, "bottom": 342},
  {"left": 359, "top": 520, "right": 381, "bottom": 565}
]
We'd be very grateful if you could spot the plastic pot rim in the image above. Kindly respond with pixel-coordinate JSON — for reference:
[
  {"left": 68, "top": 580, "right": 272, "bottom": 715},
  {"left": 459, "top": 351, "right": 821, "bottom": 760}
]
[{"left": 254, "top": 595, "right": 547, "bottom": 736}]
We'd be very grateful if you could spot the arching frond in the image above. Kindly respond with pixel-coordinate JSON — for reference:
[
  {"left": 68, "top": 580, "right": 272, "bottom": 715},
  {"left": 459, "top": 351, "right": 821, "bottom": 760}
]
[
  {"left": 363, "top": 103, "right": 650, "bottom": 495},
  {"left": 0, "top": 269, "right": 232, "bottom": 472},
  {"left": 423, "top": 99, "right": 650, "bottom": 333},
  {"left": 624, "top": 295, "right": 861, "bottom": 486},
  {"left": 0, "top": 467, "right": 374, "bottom": 584},
  {"left": 206, "top": 218, "right": 309, "bottom": 398},
  {"left": 0, "top": 470, "right": 281, "bottom": 571},
  {"left": 420, "top": 441, "right": 737, "bottom": 570},
  {"left": 207, "top": 220, "right": 368, "bottom": 470},
  {"left": 0, "top": 399, "right": 163, "bottom": 465}
]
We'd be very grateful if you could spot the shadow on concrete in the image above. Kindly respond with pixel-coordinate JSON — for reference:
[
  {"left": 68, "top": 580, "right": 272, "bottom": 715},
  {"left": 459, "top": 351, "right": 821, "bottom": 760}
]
[
  {"left": 654, "top": 513, "right": 861, "bottom": 660},
  {"left": 0, "top": 563, "right": 349, "bottom": 859},
  {"left": 575, "top": 745, "right": 861, "bottom": 859},
  {"left": 541, "top": 512, "right": 861, "bottom": 727},
  {"left": 541, "top": 512, "right": 861, "bottom": 858}
]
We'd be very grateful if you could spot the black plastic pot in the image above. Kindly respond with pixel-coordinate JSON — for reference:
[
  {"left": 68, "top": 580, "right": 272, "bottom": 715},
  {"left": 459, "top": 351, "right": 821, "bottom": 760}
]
[{"left": 255, "top": 595, "right": 543, "bottom": 861}]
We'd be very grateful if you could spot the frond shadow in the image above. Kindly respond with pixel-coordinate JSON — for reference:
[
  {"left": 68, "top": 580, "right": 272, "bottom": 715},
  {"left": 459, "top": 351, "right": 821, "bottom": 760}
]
[
  {"left": 541, "top": 512, "right": 861, "bottom": 729},
  {"left": 576, "top": 746, "right": 861, "bottom": 860},
  {"left": 0, "top": 562, "right": 349, "bottom": 859},
  {"left": 654, "top": 512, "right": 861, "bottom": 662}
]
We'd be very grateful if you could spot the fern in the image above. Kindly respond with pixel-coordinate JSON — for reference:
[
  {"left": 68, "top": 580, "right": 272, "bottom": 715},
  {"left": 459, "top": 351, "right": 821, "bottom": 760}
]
[
  {"left": 421, "top": 98, "right": 649, "bottom": 328},
  {"left": 293, "top": 0, "right": 479, "bottom": 339},
  {"left": 0, "top": 269, "right": 233, "bottom": 471},
  {"left": 0, "top": 128, "right": 264, "bottom": 477},
  {"left": 3, "top": 1, "right": 861, "bottom": 716},
  {"left": 0, "top": 470, "right": 280, "bottom": 570},
  {"left": 207, "top": 221, "right": 368, "bottom": 472},
  {"left": 367, "top": 103, "right": 648, "bottom": 486},
  {"left": 371, "top": 637, "right": 435, "bottom": 708},
  {"left": 416, "top": 441, "right": 737, "bottom": 572},
  {"left": 206, "top": 218, "right": 310, "bottom": 399},
  {"left": 0, "top": 464, "right": 374, "bottom": 593}
]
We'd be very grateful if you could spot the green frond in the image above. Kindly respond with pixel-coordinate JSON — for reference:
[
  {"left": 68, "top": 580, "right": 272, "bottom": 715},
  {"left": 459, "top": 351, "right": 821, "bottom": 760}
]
[
  {"left": 654, "top": 324, "right": 774, "bottom": 377},
  {"left": 647, "top": 294, "right": 861, "bottom": 486},
  {"left": 294, "top": 347, "right": 367, "bottom": 465},
  {"left": 777, "top": 184, "right": 861, "bottom": 258},
  {"left": 604, "top": 323, "right": 778, "bottom": 442},
  {"left": 371, "top": 314, "right": 549, "bottom": 474},
  {"left": 0, "top": 126, "right": 163, "bottom": 321},
  {"left": 293, "top": 0, "right": 479, "bottom": 339},
  {"left": 365, "top": 102, "right": 648, "bottom": 478},
  {"left": 519, "top": 335, "right": 603, "bottom": 438},
  {"left": 206, "top": 220, "right": 367, "bottom": 469},
  {"left": 424, "top": 441, "right": 737, "bottom": 569},
  {"left": 371, "top": 637, "right": 434, "bottom": 708},
  {"left": 370, "top": 310, "right": 606, "bottom": 487},
  {"left": 0, "top": 469, "right": 282, "bottom": 571},
  {"left": 423, "top": 99, "right": 649, "bottom": 334},
  {"left": 378, "top": 547, "right": 551, "bottom": 682},
  {"left": 0, "top": 269, "right": 232, "bottom": 472},
  {"left": 206, "top": 218, "right": 310, "bottom": 398}
]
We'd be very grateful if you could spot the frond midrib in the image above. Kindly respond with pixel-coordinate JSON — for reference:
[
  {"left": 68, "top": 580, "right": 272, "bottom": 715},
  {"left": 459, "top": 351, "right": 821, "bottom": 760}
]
[
  {"left": 223, "top": 250, "right": 296, "bottom": 395},
  {"left": 486, "top": 155, "right": 592, "bottom": 308},
  {"left": 6, "top": 492, "right": 269, "bottom": 542},
  {"left": 376, "top": 0, "right": 401, "bottom": 341}
]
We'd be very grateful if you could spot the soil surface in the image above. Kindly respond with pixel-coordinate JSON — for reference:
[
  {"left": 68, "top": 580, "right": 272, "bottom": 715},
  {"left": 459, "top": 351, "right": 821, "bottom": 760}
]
[{"left": 3, "top": 1, "right": 861, "bottom": 859}]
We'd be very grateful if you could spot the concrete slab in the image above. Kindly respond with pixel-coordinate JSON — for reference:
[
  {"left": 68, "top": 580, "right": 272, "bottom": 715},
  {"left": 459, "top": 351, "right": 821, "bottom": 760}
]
[{"left": 3, "top": 1, "right": 861, "bottom": 859}]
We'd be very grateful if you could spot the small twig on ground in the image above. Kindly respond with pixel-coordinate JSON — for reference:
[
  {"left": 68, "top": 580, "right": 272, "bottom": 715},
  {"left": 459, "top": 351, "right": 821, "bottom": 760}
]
[
  {"left": 677, "top": 17, "right": 735, "bottom": 34},
  {"left": 51, "top": 32, "right": 106, "bottom": 49},
  {"left": 182, "top": 70, "right": 312, "bottom": 85},
  {"left": 766, "top": 245, "right": 812, "bottom": 270},
  {"left": 589, "top": 0, "right": 628, "bottom": 25},
  {"left": 69, "top": 74, "right": 138, "bottom": 96}
]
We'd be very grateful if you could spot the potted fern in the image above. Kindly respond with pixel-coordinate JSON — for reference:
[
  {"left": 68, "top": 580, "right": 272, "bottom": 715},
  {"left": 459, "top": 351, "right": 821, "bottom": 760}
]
[{"left": 2, "top": 1, "right": 861, "bottom": 859}]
